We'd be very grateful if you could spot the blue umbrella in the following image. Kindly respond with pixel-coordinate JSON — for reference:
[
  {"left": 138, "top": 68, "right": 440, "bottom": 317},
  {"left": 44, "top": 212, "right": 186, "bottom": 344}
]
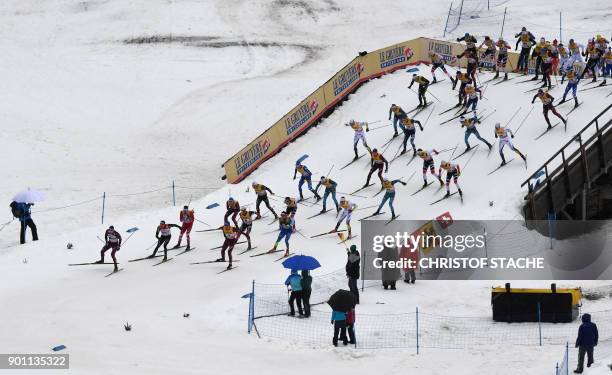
[{"left": 282, "top": 255, "right": 321, "bottom": 271}]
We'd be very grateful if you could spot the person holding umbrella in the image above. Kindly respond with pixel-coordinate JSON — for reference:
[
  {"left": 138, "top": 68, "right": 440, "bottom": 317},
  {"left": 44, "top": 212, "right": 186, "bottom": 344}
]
[
  {"left": 301, "top": 270, "right": 312, "bottom": 318},
  {"left": 328, "top": 290, "right": 357, "bottom": 347},
  {"left": 282, "top": 255, "right": 321, "bottom": 318},
  {"left": 284, "top": 270, "right": 304, "bottom": 317},
  {"left": 11, "top": 188, "right": 44, "bottom": 245}
]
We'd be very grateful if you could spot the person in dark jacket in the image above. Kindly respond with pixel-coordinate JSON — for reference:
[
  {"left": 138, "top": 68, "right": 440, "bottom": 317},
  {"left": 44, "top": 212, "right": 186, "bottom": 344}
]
[
  {"left": 346, "top": 245, "right": 360, "bottom": 304},
  {"left": 331, "top": 310, "right": 347, "bottom": 346},
  {"left": 346, "top": 308, "right": 356, "bottom": 345},
  {"left": 574, "top": 313, "right": 598, "bottom": 373},
  {"left": 301, "top": 270, "right": 312, "bottom": 317},
  {"left": 284, "top": 270, "right": 304, "bottom": 317},
  {"left": 14, "top": 202, "right": 38, "bottom": 245}
]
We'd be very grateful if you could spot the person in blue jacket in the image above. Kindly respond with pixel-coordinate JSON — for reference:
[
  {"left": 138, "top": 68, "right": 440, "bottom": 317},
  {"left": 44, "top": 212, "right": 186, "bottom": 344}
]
[
  {"left": 284, "top": 270, "right": 304, "bottom": 317},
  {"left": 574, "top": 313, "right": 598, "bottom": 373},
  {"left": 331, "top": 310, "right": 348, "bottom": 346},
  {"left": 12, "top": 202, "right": 38, "bottom": 245}
]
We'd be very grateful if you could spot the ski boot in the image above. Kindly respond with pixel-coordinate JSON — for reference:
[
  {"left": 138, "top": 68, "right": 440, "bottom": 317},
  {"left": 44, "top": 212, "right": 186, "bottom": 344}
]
[
  {"left": 444, "top": 191, "right": 450, "bottom": 197},
  {"left": 393, "top": 131, "right": 399, "bottom": 138},
  {"left": 465, "top": 145, "right": 472, "bottom": 151},
  {"left": 413, "top": 148, "right": 417, "bottom": 156},
  {"left": 487, "top": 143, "right": 493, "bottom": 150},
  {"left": 319, "top": 208, "right": 326, "bottom": 214},
  {"left": 504, "top": 72, "right": 508, "bottom": 80},
  {"left": 438, "top": 178, "right": 444, "bottom": 187},
  {"left": 493, "top": 71, "right": 499, "bottom": 79},
  {"left": 94, "top": 259, "right": 104, "bottom": 264},
  {"left": 215, "top": 257, "right": 225, "bottom": 262},
  {"left": 373, "top": 210, "right": 380, "bottom": 215},
  {"left": 226, "top": 263, "right": 233, "bottom": 270},
  {"left": 113, "top": 265, "right": 119, "bottom": 272},
  {"left": 458, "top": 189, "right": 463, "bottom": 197},
  {"left": 172, "top": 243, "right": 181, "bottom": 249},
  {"left": 574, "top": 98, "right": 579, "bottom": 107},
  {"left": 422, "top": 181, "right": 428, "bottom": 188},
  {"left": 400, "top": 149, "right": 407, "bottom": 155},
  {"left": 391, "top": 214, "right": 397, "bottom": 220}
]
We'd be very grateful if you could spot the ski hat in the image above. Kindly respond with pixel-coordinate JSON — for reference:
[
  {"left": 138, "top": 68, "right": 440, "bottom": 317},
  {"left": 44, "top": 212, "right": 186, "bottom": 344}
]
[
  {"left": 464, "top": 32, "right": 469, "bottom": 37},
  {"left": 383, "top": 177, "right": 389, "bottom": 182},
  {"left": 569, "top": 38, "right": 575, "bottom": 43},
  {"left": 284, "top": 196, "right": 291, "bottom": 201},
  {"left": 495, "top": 122, "right": 501, "bottom": 128},
  {"left": 160, "top": 220, "right": 166, "bottom": 224},
  {"left": 183, "top": 205, "right": 189, "bottom": 209},
  {"left": 349, "top": 119, "right": 355, "bottom": 125},
  {"left": 484, "top": 36, "right": 490, "bottom": 40},
  {"left": 280, "top": 211, "right": 288, "bottom": 216},
  {"left": 350, "top": 244, "right": 358, "bottom": 253},
  {"left": 460, "top": 115, "right": 466, "bottom": 120},
  {"left": 295, "top": 161, "right": 301, "bottom": 166},
  {"left": 538, "top": 88, "right": 544, "bottom": 93},
  {"left": 251, "top": 181, "right": 257, "bottom": 187},
  {"left": 109, "top": 225, "right": 114, "bottom": 229},
  {"left": 340, "top": 196, "right": 347, "bottom": 202},
  {"left": 553, "top": 39, "right": 558, "bottom": 45},
  {"left": 228, "top": 197, "right": 234, "bottom": 201},
  {"left": 540, "top": 37, "right": 545, "bottom": 43},
  {"left": 521, "top": 26, "right": 526, "bottom": 31},
  {"left": 240, "top": 206, "right": 247, "bottom": 211},
  {"left": 320, "top": 176, "right": 325, "bottom": 180},
  {"left": 372, "top": 148, "right": 378, "bottom": 153}
]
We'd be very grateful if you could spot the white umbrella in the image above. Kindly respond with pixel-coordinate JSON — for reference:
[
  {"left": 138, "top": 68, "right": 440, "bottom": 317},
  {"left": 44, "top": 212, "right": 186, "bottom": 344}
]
[{"left": 13, "top": 188, "right": 45, "bottom": 203}]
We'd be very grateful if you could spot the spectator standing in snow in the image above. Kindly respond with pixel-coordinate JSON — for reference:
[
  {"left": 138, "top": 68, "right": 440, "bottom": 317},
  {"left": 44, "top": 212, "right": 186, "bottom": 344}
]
[
  {"left": 401, "top": 245, "right": 419, "bottom": 284},
  {"left": 301, "top": 270, "right": 312, "bottom": 317},
  {"left": 574, "top": 313, "right": 598, "bottom": 373},
  {"left": 345, "top": 245, "right": 360, "bottom": 303},
  {"left": 345, "top": 308, "right": 356, "bottom": 345},
  {"left": 284, "top": 270, "right": 304, "bottom": 317},
  {"left": 11, "top": 202, "right": 38, "bottom": 245},
  {"left": 331, "top": 310, "right": 348, "bottom": 347}
]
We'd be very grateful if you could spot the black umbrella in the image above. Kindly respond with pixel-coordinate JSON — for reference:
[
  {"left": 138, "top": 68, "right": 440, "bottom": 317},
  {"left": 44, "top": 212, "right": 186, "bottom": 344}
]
[{"left": 327, "top": 289, "right": 357, "bottom": 312}]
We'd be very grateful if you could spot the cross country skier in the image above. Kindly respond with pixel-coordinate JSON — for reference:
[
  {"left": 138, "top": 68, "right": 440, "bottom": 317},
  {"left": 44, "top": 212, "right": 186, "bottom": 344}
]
[
  {"left": 540, "top": 42, "right": 554, "bottom": 89},
  {"left": 238, "top": 206, "right": 256, "bottom": 250},
  {"left": 363, "top": 148, "right": 388, "bottom": 188},
  {"left": 416, "top": 148, "right": 444, "bottom": 187},
  {"left": 464, "top": 84, "right": 482, "bottom": 112},
  {"left": 251, "top": 182, "right": 278, "bottom": 219},
  {"left": 399, "top": 117, "right": 423, "bottom": 156},
  {"left": 515, "top": 27, "right": 536, "bottom": 73},
  {"left": 494, "top": 123, "right": 527, "bottom": 166},
  {"left": 346, "top": 119, "right": 371, "bottom": 159},
  {"left": 494, "top": 37, "right": 511, "bottom": 80},
  {"left": 409, "top": 74, "right": 430, "bottom": 107},
  {"left": 284, "top": 196, "right": 298, "bottom": 218},
  {"left": 439, "top": 161, "right": 463, "bottom": 197},
  {"left": 95, "top": 225, "right": 122, "bottom": 272},
  {"left": 269, "top": 212, "right": 294, "bottom": 257},
  {"left": 460, "top": 115, "right": 492, "bottom": 150},
  {"left": 478, "top": 36, "right": 497, "bottom": 69},
  {"left": 453, "top": 71, "right": 473, "bottom": 105},
  {"left": 428, "top": 52, "right": 455, "bottom": 84},
  {"left": 224, "top": 197, "right": 240, "bottom": 227},
  {"left": 457, "top": 49, "right": 479, "bottom": 84},
  {"left": 531, "top": 37, "right": 547, "bottom": 81},
  {"left": 581, "top": 40, "right": 601, "bottom": 83},
  {"left": 603, "top": 47, "right": 612, "bottom": 84},
  {"left": 567, "top": 39, "right": 584, "bottom": 68},
  {"left": 561, "top": 69, "right": 581, "bottom": 107},
  {"left": 557, "top": 42, "right": 570, "bottom": 77},
  {"left": 532, "top": 89, "right": 567, "bottom": 129},
  {"left": 294, "top": 162, "right": 321, "bottom": 201},
  {"left": 315, "top": 176, "right": 339, "bottom": 213},
  {"left": 216, "top": 221, "right": 239, "bottom": 269},
  {"left": 373, "top": 178, "right": 407, "bottom": 219},
  {"left": 334, "top": 197, "right": 356, "bottom": 239},
  {"left": 388, "top": 105, "right": 407, "bottom": 137},
  {"left": 551, "top": 40, "right": 561, "bottom": 76},
  {"left": 149, "top": 220, "right": 181, "bottom": 261},
  {"left": 457, "top": 33, "right": 478, "bottom": 54},
  {"left": 173, "top": 205, "right": 194, "bottom": 250}
]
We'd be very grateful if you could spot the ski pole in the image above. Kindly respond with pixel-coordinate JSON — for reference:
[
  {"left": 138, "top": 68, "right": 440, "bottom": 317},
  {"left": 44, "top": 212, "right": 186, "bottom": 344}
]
[
  {"left": 0, "top": 219, "right": 12, "bottom": 232},
  {"left": 145, "top": 240, "right": 158, "bottom": 251},
  {"left": 505, "top": 106, "right": 523, "bottom": 127},
  {"left": 426, "top": 88, "right": 441, "bottom": 102},
  {"left": 513, "top": 106, "right": 535, "bottom": 135},
  {"left": 368, "top": 124, "right": 392, "bottom": 132},
  {"left": 196, "top": 218, "right": 210, "bottom": 227},
  {"left": 96, "top": 235, "right": 105, "bottom": 244},
  {"left": 421, "top": 105, "right": 436, "bottom": 128},
  {"left": 123, "top": 232, "right": 137, "bottom": 246},
  {"left": 367, "top": 120, "right": 382, "bottom": 125}
]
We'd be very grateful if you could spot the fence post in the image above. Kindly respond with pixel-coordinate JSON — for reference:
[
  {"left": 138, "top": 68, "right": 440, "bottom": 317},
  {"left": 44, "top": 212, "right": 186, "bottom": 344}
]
[
  {"left": 499, "top": 7, "right": 507, "bottom": 39},
  {"left": 565, "top": 342, "right": 569, "bottom": 375},
  {"left": 416, "top": 307, "right": 420, "bottom": 354},
  {"left": 172, "top": 181, "right": 176, "bottom": 207},
  {"left": 443, "top": 2, "right": 453, "bottom": 38},
  {"left": 537, "top": 302, "right": 542, "bottom": 346},
  {"left": 101, "top": 192, "right": 106, "bottom": 224},
  {"left": 555, "top": 362, "right": 559, "bottom": 375},
  {"left": 248, "top": 280, "right": 255, "bottom": 334},
  {"left": 483, "top": 226, "right": 488, "bottom": 258},
  {"left": 559, "top": 12, "right": 562, "bottom": 43},
  {"left": 361, "top": 246, "right": 365, "bottom": 292},
  {"left": 457, "top": 0, "right": 464, "bottom": 26}
]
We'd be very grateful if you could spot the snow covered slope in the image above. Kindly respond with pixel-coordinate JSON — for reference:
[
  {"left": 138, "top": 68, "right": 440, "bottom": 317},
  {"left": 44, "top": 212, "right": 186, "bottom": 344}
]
[{"left": 2, "top": 1, "right": 612, "bottom": 374}]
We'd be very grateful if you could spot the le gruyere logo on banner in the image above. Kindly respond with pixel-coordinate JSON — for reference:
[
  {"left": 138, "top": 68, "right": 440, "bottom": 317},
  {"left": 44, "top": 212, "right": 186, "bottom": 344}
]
[
  {"left": 428, "top": 40, "right": 454, "bottom": 63},
  {"left": 332, "top": 62, "right": 364, "bottom": 96},
  {"left": 234, "top": 138, "right": 271, "bottom": 175},
  {"left": 284, "top": 99, "right": 320, "bottom": 136},
  {"left": 379, "top": 46, "right": 414, "bottom": 69}
]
